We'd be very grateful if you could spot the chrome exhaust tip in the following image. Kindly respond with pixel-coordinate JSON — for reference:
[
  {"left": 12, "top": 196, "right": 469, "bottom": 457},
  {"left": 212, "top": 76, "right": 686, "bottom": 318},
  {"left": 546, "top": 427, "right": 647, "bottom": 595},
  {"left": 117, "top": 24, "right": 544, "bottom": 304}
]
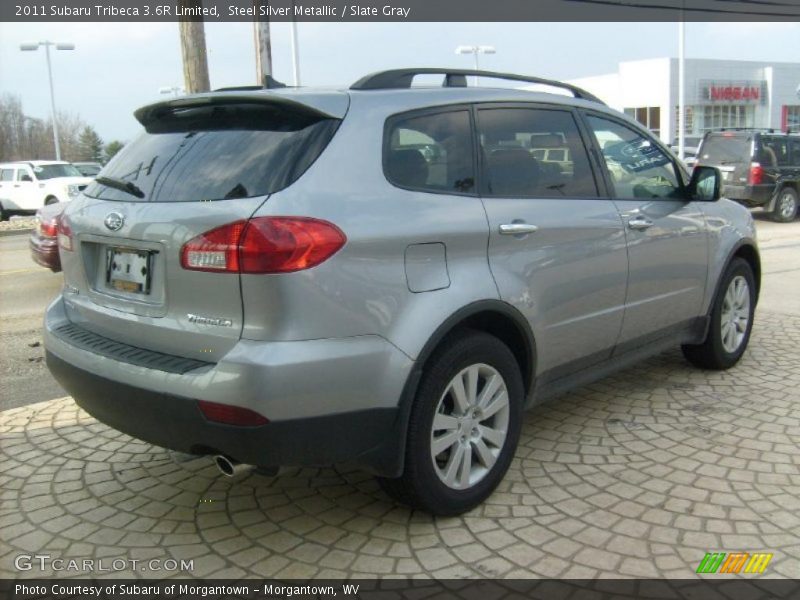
[{"left": 213, "top": 455, "right": 255, "bottom": 478}]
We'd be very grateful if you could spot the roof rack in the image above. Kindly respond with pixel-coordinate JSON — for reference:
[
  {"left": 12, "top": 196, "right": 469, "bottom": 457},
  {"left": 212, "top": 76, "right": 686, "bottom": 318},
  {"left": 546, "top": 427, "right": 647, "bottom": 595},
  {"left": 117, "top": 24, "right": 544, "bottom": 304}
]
[
  {"left": 719, "top": 127, "right": 776, "bottom": 133},
  {"left": 350, "top": 68, "right": 605, "bottom": 105}
]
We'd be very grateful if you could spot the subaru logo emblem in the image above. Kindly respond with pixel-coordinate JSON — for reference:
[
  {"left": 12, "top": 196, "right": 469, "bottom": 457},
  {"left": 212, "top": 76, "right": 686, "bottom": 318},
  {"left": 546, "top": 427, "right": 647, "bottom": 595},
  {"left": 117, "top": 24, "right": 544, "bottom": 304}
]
[{"left": 104, "top": 212, "right": 124, "bottom": 231}]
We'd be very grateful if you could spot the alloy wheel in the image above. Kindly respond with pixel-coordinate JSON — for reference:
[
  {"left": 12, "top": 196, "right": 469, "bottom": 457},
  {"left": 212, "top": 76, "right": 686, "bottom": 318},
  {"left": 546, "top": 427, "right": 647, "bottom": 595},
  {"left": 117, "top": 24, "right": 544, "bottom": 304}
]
[
  {"left": 720, "top": 275, "right": 750, "bottom": 354},
  {"left": 430, "top": 363, "right": 510, "bottom": 490}
]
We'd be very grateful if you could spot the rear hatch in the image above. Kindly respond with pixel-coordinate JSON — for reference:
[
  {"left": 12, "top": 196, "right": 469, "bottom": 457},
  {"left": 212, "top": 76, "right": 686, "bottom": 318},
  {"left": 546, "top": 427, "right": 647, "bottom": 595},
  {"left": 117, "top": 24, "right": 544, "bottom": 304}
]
[
  {"left": 58, "top": 93, "right": 345, "bottom": 363},
  {"left": 696, "top": 132, "right": 755, "bottom": 187}
]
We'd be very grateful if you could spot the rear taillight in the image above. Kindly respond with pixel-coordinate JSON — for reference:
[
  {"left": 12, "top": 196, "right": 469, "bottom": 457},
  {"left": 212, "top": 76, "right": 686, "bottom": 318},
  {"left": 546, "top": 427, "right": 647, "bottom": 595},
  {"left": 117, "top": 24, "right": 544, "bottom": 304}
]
[
  {"left": 38, "top": 217, "right": 58, "bottom": 238},
  {"left": 181, "top": 217, "right": 346, "bottom": 274},
  {"left": 56, "top": 213, "right": 73, "bottom": 251},
  {"left": 180, "top": 220, "right": 246, "bottom": 272},
  {"left": 197, "top": 400, "right": 269, "bottom": 426},
  {"left": 749, "top": 162, "right": 764, "bottom": 185}
]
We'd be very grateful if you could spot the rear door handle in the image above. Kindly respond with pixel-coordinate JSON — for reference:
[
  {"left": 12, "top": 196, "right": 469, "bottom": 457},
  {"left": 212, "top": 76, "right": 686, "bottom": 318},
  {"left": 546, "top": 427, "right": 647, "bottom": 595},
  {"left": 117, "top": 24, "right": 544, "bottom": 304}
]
[
  {"left": 499, "top": 223, "right": 539, "bottom": 235},
  {"left": 627, "top": 217, "right": 653, "bottom": 231}
]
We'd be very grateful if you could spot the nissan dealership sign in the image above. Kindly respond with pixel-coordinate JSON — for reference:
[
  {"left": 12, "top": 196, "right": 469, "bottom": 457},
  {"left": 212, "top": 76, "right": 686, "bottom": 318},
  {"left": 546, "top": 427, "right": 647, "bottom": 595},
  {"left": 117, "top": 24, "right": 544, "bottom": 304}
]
[{"left": 698, "top": 80, "right": 768, "bottom": 105}]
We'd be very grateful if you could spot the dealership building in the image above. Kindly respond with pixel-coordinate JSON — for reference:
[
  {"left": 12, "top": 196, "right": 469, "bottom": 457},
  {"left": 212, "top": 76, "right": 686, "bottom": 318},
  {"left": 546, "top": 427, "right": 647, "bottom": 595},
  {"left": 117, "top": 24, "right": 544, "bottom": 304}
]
[{"left": 567, "top": 58, "right": 800, "bottom": 145}]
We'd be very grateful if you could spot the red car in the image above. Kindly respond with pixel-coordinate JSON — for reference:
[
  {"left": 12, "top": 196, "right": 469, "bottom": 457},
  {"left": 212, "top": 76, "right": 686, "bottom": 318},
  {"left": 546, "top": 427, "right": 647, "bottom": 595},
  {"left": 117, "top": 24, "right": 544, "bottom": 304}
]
[{"left": 29, "top": 203, "right": 64, "bottom": 272}]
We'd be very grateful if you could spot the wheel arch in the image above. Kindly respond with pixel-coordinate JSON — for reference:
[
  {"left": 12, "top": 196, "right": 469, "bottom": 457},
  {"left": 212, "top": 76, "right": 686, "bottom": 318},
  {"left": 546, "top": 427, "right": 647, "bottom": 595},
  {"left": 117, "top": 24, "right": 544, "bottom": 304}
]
[
  {"left": 707, "top": 241, "right": 761, "bottom": 318},
  {"left": 730, "top": 242, "right": 761, "bottom": 303},
  {"left": 372, "top": 300, "right": 536, "bottom": 478},
  {"left": 414, "top": 300, "right": 536, "bottom": 399}
]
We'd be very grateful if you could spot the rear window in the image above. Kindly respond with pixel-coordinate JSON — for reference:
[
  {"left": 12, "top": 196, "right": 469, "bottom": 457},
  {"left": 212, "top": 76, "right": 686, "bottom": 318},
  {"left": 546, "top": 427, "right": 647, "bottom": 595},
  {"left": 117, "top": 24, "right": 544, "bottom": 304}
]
[
  {"left": 84, "top": 103, "right": 339, "bottom": 202},
  {"left": 699, "top": 135, "right": 752, "bottom": 165}
]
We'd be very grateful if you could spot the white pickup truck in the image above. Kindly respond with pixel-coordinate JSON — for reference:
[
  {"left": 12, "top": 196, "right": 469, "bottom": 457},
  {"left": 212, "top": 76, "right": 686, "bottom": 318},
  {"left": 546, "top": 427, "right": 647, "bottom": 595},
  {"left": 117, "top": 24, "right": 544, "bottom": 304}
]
[{"left": 0, "top": 161, "right": 94, "bottom": 220}]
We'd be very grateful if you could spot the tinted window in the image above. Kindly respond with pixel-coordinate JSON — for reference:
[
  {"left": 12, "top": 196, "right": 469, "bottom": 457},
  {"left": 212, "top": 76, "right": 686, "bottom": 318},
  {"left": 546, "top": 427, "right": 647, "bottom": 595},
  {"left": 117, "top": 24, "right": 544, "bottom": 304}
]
[
  {"left": 33, "top": 164, "right": 82, "bottom": 179},
  {"left": 791, "top": 140, "right": 800, "bottom": 167},
  {"left": 385, "top": 110, "right": 474, "bottom": 193},
  {"left": 76, "top": 165, "right": 101, "bottom": 176},
  {"left": 699, "top": 134, "right": 752, "bottom": 165},
  {"left": 759, "top": 137, "right": 790, "bottom": 167},
  {"left": 0, "top": 169, "right": 14, "bottom": 182},
  {"left": 477, "top": 108, "right": 598, "bottom": 198},
  {"left": 84, "top": 104, "right": 340, "bottom": 203},
  {"left": 587, "top": 115, "right": 682, "bottom": 199}
]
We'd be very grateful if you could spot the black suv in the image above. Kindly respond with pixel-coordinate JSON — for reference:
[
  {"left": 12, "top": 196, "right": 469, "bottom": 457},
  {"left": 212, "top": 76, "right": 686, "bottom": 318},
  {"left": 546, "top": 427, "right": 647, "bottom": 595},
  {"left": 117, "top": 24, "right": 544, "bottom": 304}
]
[{"left": 696, "top": 130, "right": 800, "bottom": 222}]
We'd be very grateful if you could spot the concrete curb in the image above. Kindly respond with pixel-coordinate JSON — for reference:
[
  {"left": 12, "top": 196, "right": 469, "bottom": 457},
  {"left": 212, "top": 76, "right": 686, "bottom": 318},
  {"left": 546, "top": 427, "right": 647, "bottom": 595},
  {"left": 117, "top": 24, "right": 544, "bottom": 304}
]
[{"left": 0, "top": 228, "right": 33, "bottom": 238}]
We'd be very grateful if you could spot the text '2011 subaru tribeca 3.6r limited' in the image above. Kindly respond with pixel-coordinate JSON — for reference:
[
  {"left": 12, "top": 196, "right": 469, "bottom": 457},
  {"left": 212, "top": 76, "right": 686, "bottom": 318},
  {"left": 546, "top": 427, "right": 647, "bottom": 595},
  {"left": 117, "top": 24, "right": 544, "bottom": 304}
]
[{"left": 45, "top": 69, "right": 760, "bottom": 515}]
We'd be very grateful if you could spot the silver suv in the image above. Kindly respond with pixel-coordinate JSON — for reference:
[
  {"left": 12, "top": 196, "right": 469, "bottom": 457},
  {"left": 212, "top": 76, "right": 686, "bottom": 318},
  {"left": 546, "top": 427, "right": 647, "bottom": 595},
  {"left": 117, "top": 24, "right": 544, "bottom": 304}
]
[{"left": 44, "top": 69, "right": 760, "bottom": 515}]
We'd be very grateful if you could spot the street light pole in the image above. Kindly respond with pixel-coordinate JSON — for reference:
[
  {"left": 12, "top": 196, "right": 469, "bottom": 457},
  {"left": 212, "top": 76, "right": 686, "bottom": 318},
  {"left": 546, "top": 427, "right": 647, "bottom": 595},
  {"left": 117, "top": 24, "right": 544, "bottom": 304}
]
[
  {"left": 455, "top": 45, "right": 496, "bottom": 86},
  {"left": 678, "top": 20, "right": 686, "bottom": 161},
  {"left": 20, "top": 41, "right": 74, "bottom": 161}
]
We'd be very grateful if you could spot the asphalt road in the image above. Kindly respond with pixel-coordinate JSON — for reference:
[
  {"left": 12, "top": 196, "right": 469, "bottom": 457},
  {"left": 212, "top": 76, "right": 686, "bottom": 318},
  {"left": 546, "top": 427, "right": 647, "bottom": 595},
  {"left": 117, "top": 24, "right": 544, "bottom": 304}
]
[
  {"left": 0, "top": 232, "right": 65, "bottom": 410},
  {"left": 0, "top": 214, "right": 798, "bottom": 412}
]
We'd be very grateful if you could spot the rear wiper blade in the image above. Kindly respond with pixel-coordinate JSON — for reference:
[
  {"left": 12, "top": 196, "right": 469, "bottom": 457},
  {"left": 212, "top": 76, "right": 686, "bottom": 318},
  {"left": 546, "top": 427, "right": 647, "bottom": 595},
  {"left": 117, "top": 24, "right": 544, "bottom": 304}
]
[{"left": 95, "top": 176, "right": 145, "bottom": 199}]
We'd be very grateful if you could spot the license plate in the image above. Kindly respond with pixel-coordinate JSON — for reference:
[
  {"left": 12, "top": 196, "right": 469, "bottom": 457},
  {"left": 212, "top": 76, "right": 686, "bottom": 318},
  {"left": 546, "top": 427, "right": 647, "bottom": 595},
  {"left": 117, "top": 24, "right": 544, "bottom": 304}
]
[{"left": 106, "top": 247, "right": 152, "bottom": 294}]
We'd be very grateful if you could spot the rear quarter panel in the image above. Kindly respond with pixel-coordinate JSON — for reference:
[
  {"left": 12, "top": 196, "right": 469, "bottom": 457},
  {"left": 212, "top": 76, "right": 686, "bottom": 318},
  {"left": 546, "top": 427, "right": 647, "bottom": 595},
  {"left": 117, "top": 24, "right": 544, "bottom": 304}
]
[{"left": 240, "top": 92, "right": 499, "bottom": 360}]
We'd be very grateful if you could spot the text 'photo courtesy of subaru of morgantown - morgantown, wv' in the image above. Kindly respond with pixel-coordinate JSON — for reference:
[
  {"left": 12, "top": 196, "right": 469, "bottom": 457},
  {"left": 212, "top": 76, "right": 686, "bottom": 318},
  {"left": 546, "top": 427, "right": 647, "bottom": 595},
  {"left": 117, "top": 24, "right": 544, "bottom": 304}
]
[{"left": 44, "top": 68, "right": 760, "bottom": 515}]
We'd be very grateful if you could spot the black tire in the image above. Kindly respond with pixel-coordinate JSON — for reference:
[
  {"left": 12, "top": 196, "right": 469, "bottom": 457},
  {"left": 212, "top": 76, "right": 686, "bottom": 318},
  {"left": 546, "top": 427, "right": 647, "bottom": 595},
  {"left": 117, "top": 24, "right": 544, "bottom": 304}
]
[
  {"left": 682, "top": 258, "right": 755, "bottom": 370},
  {"left": 378, "top": 329, "right": 524, "bottom": 515},
  {"left": 44, "top": 196, "right": 59, "bottom": 206},
  {"left": 0, "top": 203, "right": 7, "bottom": 222},
  {"left": 771, "top": 187, "right": 798, "bottom": 223}
]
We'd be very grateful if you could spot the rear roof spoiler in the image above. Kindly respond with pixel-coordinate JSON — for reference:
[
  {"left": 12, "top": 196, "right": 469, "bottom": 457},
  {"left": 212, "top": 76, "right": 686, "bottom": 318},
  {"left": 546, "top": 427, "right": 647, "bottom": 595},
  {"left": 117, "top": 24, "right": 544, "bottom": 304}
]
[{"left": 134, "top": 91, "right": 349, "bottom": 128}]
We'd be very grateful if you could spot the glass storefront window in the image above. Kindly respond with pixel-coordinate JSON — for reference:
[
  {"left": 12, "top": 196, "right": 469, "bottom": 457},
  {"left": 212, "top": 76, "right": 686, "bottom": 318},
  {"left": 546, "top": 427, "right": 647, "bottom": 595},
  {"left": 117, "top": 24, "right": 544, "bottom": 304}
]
[{"left": 699, "top": 105, "right": 755, "bottom": 132}]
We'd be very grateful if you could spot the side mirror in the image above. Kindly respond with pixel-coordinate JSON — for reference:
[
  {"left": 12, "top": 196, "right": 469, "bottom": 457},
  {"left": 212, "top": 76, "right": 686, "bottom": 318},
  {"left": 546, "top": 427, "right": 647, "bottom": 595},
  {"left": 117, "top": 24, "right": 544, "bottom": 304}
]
[
  {"left": 688, "top": 166, "right": 721, "bottom": 202},
  {"left": 20, "top": 174, "right": 33, "bottom": 182}
]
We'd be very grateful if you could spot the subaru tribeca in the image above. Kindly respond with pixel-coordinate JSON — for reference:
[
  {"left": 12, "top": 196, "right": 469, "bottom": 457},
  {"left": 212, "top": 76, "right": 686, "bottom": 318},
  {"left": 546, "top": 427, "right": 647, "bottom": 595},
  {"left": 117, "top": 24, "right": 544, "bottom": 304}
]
[{"left": 45, "top": 69, "right": 760, "bottom": 515}]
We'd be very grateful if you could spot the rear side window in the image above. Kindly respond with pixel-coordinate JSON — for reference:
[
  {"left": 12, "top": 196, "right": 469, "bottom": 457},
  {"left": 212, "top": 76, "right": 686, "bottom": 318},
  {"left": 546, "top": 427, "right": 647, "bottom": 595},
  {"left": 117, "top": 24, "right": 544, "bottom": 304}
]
[
  {"left": 699, "top": 134, "right": 752, "bottom": 164},
  {"left": 477, "top": 108, "right": 598, "bottom": 198},
  {"left": 384, "top": 110, "right": 475, "bottom": 194},
  {"left": 791, "top": 140, "right": 800, "bottom": 166},
  {"left": 759, "top": 137, "right": 790, "bottom": 167},
  {"left": 84, "top": 103, "right": 340, "bottom": 202},
  {"left": 0, "top": 169, "right": 13, "bottom": 182}
]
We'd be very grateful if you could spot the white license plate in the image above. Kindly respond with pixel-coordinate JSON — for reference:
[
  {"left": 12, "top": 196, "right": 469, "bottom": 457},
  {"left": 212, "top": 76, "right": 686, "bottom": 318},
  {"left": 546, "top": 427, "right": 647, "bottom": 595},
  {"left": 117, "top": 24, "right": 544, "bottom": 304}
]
[{"left": 106, "top": 247, "right": 152, "bottom": 294}]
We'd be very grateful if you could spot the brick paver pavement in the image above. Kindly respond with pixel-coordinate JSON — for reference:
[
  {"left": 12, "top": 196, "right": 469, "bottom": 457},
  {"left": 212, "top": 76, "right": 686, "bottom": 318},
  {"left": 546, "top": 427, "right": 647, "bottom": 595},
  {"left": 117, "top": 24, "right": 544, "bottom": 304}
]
[{"left": 1, "top": 310, "right": 798, "bottom": 579}]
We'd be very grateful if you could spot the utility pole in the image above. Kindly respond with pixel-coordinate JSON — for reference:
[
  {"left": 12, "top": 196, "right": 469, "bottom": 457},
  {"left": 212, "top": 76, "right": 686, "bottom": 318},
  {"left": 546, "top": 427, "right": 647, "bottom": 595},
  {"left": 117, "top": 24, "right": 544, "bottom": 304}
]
[
  {"left": 253, "top": 8, "right": 273, "bottom": 86},
  {"left": 178, "top": 0, "right": 210, "bottom": 94}
]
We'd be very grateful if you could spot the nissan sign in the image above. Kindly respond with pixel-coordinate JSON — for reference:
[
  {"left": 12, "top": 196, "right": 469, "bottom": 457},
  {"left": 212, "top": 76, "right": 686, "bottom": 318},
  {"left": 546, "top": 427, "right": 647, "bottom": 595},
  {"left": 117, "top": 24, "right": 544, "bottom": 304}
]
[{"left": 698, "top": 80, "right": 767, "bottom": 105}]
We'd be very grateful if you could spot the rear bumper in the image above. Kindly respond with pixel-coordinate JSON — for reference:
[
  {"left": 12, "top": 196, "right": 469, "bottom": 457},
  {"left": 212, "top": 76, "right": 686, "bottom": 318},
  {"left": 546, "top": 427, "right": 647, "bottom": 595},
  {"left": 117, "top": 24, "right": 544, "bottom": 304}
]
[
  {"left": 47, "top": 351, "right": 399, "bottom": 471},
  {"left": 44, "top": 295, "right": 413, "bottom": 475},
  {"left": 29, "top": 234, "right": 61, "bottom": 272},
  {"left": 722, "top": 184, "right": 773, "bottom": 206}
]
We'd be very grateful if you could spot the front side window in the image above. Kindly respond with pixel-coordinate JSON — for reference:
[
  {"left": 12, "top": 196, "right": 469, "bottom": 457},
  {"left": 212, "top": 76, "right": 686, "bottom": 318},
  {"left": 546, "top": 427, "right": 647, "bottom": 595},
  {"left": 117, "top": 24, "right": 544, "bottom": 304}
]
[
  {"left": 477, "top": 108, "right": 598, "bottom": 198},
  {"left": 586, "top": 115, "right": 683, "bottom": 199},
  {"left": 16, "top": 168, "right": 33, "bottom": 181},
  {"left": 384, "top": 110, "right": 474, "bottom": 194}
]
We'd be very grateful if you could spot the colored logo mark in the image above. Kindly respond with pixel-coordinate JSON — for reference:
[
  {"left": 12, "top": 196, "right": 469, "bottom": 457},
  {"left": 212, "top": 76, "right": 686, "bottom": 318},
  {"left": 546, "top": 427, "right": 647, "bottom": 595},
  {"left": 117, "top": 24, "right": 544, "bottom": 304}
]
[{"left": 696, "top": 552, "right": 773, "bottom": 574}]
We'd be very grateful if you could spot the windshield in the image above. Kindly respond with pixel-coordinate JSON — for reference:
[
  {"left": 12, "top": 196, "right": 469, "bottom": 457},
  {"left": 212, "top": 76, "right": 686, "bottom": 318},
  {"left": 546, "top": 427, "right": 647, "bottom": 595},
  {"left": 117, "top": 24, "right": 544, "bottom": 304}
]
[
  {"left": 76, "top": 165, "right": 102, "bottom": 176},
  {"left": 33, "top": 164, "right": 83, "bottom": 179},
  {"left": 698, "top": 135, "right": 752, "bottom": 164},
  {"left": 83, "top": 103, "right": 340, "bottom": 202}
]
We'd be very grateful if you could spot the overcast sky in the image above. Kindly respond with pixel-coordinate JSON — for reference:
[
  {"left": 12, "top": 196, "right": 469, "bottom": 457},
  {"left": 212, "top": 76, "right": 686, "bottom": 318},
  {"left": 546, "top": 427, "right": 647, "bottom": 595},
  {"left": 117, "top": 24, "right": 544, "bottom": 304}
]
[{"left": 0, "top": 21, "right": 798, "bottom": 143}]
